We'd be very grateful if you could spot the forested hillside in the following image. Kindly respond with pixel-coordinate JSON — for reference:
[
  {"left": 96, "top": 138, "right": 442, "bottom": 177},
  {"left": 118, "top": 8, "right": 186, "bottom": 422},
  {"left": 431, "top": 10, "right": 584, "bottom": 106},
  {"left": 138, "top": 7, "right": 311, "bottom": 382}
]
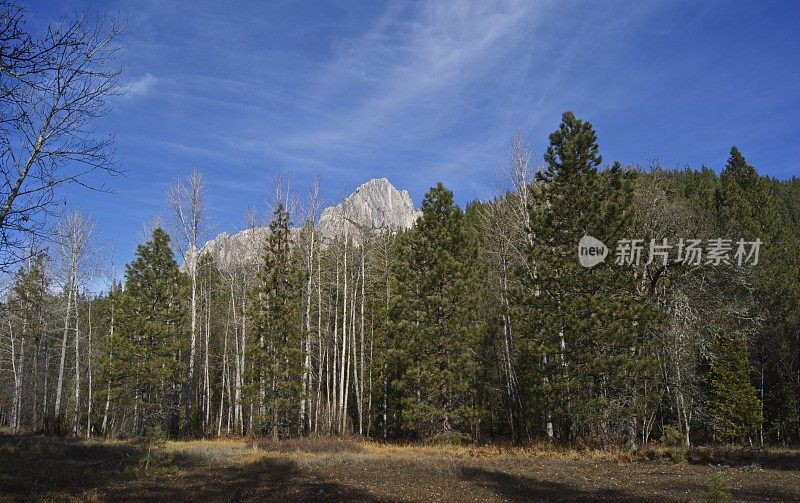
[{"left": 3, "top": 111, "right": 798, "bottom": 449}]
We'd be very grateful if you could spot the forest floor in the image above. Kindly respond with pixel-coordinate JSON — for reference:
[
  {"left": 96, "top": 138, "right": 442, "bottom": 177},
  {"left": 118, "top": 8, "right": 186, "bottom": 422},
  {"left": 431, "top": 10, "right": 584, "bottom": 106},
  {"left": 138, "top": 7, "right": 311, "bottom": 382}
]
[{"left": 1, "top": 433, "right": 799, "bottom": 502}]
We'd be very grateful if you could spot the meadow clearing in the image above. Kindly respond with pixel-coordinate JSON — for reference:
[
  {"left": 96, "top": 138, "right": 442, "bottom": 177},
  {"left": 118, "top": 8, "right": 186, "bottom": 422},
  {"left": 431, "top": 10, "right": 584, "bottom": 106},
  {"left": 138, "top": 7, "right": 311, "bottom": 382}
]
[{"left": 2, "top": 433, "right": 799, "bottom": 502}]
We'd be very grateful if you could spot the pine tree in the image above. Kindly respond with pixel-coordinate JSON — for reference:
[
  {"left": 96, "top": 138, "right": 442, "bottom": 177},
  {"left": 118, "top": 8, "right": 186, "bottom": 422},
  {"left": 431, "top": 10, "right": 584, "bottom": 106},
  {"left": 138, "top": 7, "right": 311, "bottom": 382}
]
[
  {"left": 717, "top": 146, "right": 767, "bottom": 238},
  {"left": 103, "top": 228, "right": 188, "bottom": 437},
  {"left": 248, "top": 203, "right": 302, "bottom": 440},
  {"left": 389, "top": 183, "right": 482, "bottom": 439},
  {"left": 709, "top": 334, "right": 762, "bottom": 443},
  {"left": 5, "top": 255, "right": 47, "bottom": 433},
  {"left": 519, "top": 111, "right": 657, "bottom": 444},
  {"left": 718, "top": 147, "right": 800, "bottom": 444}
]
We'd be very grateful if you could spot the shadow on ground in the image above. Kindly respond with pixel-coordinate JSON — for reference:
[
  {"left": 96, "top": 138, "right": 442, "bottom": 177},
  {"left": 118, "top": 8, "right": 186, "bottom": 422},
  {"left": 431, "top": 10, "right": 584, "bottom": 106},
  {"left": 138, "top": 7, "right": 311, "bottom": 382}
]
[
  {"left": 0, "top": 434, "right": 402, "bottom": 502},
  {"left": 103, "top": 457, "right": 407, "bottom": 502},
  {"left": 459, "top": 466, "right": 647, "bottom": 503},
  {"left": 689, "top": 447, "right": 800, "bottom": 471},
  {"left": 0, "top": 433, "right": 142, "bottom": 501},
  {"left": 3, "top": 434, "right": 800, "bottom": 502}
]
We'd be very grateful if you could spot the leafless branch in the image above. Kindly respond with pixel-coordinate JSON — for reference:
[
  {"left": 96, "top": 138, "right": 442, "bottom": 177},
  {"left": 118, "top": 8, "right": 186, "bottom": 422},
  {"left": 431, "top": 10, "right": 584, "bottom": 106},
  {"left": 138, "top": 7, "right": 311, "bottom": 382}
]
[{"left": 0, "top": 2, "right": 124, "bottom": 271}]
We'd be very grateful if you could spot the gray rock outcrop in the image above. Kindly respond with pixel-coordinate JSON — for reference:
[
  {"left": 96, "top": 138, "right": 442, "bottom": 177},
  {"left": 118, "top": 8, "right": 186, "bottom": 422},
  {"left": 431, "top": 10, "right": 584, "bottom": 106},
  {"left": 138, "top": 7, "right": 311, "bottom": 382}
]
[
  {"left": 317, "top": 178, "right": 419, "bottom": 240},
  {"left": 199, "top": 178, "right": 418, "bottom": 269}
]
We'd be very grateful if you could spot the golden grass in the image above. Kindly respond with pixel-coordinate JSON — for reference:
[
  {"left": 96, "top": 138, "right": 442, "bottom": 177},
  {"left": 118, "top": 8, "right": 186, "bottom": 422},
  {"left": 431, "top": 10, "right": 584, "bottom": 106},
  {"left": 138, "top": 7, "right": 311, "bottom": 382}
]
[
  {"left": 4, "top": 434, "right": 799, "bottom": 503},
  {"left": 68, "top": 436, "right": 800, "bottom": 468},
  {"left": 159, "top": 436, "right": 641, "bottom": 464},
  {"left": 358, "top": 440, "right": 637, "bottom": 462}
]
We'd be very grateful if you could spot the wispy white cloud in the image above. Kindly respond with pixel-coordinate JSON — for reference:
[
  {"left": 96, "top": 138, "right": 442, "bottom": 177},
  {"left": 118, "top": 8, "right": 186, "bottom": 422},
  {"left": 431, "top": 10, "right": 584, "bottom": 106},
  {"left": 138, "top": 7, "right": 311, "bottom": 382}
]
[
  {"left": 281, "top": 0, "right": 546, "bottom": 151},
  {"left": 125, "top": 73, "right": 159, "bottom": 98}
]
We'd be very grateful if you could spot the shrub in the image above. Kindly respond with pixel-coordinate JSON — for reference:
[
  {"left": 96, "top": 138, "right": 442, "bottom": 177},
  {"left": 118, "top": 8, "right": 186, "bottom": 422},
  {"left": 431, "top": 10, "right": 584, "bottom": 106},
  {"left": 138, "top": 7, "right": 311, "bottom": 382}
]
[
  {"left": 705, "top": 474, "right": 732, "bottom": 503},
  {"left": 136, "top": 427, "right": 172, "bottom": 472},
  {"left": 668, "top": 446, "right": 687, "bottom": 464},
  {"left": 256, "top": 436, "right": 364, "bottom": 454},
  {"left": 661, "top": 425, "right": 685, "bottom": 447},
  {"left": 426, "top": 431, "right": 473, "bottom": 446},
  {"left": 661, "top": 425, "right": 687, "bottom": 464}
]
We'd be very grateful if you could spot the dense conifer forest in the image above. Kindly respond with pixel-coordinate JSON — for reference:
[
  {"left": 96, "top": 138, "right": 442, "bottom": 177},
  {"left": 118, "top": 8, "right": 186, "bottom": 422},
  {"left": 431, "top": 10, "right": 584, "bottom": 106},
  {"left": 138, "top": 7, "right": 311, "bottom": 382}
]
[
  {"left": 1, "top": 0, "right": 799, "bottom": 456},
  {"left": 5, "top": 2, "right": 800, "bottom": 500},
  {"left": 3, "top": 110, "right": 798, "bottom": 450}
]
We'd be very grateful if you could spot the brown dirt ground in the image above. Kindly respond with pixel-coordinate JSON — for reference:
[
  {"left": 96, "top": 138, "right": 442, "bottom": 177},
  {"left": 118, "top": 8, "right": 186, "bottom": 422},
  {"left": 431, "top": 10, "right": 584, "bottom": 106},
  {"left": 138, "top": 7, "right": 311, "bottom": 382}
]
[{"left": 1, "top": 435, "right": 799, "bottom": 502}]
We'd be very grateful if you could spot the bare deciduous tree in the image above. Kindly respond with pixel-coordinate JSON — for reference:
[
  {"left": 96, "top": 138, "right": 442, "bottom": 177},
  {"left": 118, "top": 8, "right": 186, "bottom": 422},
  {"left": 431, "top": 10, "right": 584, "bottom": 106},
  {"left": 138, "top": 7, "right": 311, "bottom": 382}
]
[
  {"left": 52, "top": 209, "right": 93, "bottom": 432},
  {"left": 298, "top": 175, "right": 320, "bottom": 434},
  {"left": 0, "top": 3, "right": 123, "bottom": 271},
  {"left": 167, "top": 169, "right": 208, "bottom": 435}
]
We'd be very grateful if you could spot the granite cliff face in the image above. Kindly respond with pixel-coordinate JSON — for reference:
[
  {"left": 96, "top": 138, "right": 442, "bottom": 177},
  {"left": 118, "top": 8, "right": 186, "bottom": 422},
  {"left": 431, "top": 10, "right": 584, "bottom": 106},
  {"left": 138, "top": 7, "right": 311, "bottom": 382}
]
[
  {"left": 199, "top": 178, "right": 418, "bottom": 269},
  {"left": 199, "top": 227, "right": 269, "bottom": 270},
  {"left": 317, "top": 178, "right": 419, "bottom": 240}
]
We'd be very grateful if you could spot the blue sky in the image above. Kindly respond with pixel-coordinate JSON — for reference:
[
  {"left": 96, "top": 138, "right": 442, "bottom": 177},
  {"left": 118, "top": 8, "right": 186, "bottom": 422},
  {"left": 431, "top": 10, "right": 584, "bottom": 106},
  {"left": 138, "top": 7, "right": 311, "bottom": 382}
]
[{"left": 25, "top": 0, "right": 800, "bottom": 267}]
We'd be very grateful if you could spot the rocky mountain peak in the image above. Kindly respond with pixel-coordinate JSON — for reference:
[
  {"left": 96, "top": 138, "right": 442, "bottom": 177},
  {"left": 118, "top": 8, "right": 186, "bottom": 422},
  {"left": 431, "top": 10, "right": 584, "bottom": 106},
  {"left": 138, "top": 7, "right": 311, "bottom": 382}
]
[
  {"left": 318, "top": 178, "right": 419, "bottom": 239},
  {"left": 199, "top": 178, "right": 419, "bottom": 269}
]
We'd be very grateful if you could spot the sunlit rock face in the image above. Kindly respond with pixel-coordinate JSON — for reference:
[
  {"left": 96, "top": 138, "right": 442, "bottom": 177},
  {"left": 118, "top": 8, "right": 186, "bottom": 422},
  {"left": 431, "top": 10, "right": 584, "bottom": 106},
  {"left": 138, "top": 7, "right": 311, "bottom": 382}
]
[
  {"left": 317, "top": 178, "right": 419, "bottom": 241},
  {"left": 199, "top": 178, "right": 418, "bottom": 269},
  {"left": 197, "top": 226, "right": 269, "bottom": 271}
]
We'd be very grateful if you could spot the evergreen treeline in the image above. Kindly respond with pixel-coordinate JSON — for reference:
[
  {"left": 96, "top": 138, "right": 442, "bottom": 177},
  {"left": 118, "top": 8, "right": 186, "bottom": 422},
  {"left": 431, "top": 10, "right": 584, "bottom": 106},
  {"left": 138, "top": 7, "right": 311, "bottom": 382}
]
[{"left": 2, "top": 112, "right": 799, "bottom": 447}]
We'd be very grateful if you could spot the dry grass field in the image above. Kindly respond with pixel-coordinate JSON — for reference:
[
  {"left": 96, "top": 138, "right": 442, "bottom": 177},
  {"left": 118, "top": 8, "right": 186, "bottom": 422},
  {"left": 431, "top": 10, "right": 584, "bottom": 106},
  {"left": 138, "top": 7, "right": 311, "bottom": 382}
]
[{"left": 2, "top": 433, "right": 799, "bottom": 502}]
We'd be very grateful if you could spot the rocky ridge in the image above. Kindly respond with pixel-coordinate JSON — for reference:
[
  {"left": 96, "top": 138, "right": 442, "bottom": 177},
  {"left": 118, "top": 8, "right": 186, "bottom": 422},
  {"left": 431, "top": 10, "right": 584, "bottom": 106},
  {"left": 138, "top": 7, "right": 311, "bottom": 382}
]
[{"left": 199, "top": 178, "right": 419, "bottom": 269}]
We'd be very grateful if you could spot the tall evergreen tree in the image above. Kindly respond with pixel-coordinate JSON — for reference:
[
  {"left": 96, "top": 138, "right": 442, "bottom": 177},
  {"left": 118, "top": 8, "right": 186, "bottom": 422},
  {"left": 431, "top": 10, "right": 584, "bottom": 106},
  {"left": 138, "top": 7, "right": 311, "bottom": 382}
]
[
  {"left": 4, "top": 255, "right": 47, "bottom": 433},
  {"left": 709, "top": 334, "right": 762, "bottom": 443},
  {"left": 519, "top": 111, "right": 657, "bottom": 444},
  {"left": 389, "top": 183, "right": 482, "bottom": 439},
  {"left": 248, "top": 203, "right": 302, "bottom": 440},
  {"left": 717, "top": 146, "right": 768, "bottom": 238},
  {"left": 103, "top": 228, "right": 187, "bottom": 437}
]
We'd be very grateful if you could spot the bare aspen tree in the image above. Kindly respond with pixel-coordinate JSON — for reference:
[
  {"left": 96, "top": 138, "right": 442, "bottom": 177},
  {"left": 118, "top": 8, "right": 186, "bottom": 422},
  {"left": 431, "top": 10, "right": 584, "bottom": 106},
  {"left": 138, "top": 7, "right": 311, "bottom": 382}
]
[
  {"left": 331, "top": 253, "right": 340, "bottom": 432},
  {"left": 358, "top": 248, "right": 366, "bottom": 435},
  {"left": 85, "top": 296, "right": 93, "bottom": 437},
  {"left": 504, "top": 133, "right": 542, "bottom": 441},
  {"left": 339, "top": 216, "right": 349, "bottom": 433},
  {"left": 314, "top": 239, "right": 323, "bottom": 433},
  {"left": 350, "top": 220, "right": 372, "bottom": 436},
  {"left": 6, "top": 318, "right": 24, "bottom": 432},
  {"left": 53, "top": 210, "right": 92, "bottom": 431},
  {"left": 230, "top": 209, "right": 264, "bottom": 436},
  {"left": 3, "top": 250, "right": 46, "bottom": 433},
  {"left": 229, "top": 276, "right": 242, "bottom": 433},
  {"left": 203, "top": 276, "right": 211, "bottom": 431},
  {"left": 137, "top": 215, "right": 165, "bottom": 244},
  {"left": 167, "top": 170, "right": 208, "bottom": 435},
  {"left": 40, "top": 267, "right": 50, "bottom": 429},
  {"left": 499, "top": 133, "right": 537, "bottom": 270},
  {"left": 72, "top": 288, "right": 80, "bottom": 435},
  {"left": 101, "top": 251, "right": 117, "bottom": 436},
  {"left": 0, "top": 3, "right": 122, "bottom": 271},
  {"left": 378, "top": 232, "right": 394, "bottom": 439},
  {"left": 217, "top": 306, "right": 229, "bottom": 436},
  {"left": 479, "top": 133, "right": 538, "bottom": 442},
  {"left": 299, "top": 175, "right": 320, "bottom": 434}
]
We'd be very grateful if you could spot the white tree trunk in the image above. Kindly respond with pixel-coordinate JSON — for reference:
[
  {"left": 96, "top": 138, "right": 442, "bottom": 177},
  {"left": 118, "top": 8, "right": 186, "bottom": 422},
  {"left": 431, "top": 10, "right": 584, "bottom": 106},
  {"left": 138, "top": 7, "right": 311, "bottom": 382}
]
[
  {"left": 300, "top": 227, "right": 314, "bottom": 435},
  {"left": 338, "top": 237, "right": 348, "bottom": 433},
  {"left": 73, "top": 293, "right": 81, "bottom": 436},
  {"left": 218, "top": 320, "right": 229, "bottom": 437},
  {"left": 102, "top": 293, "right": 114, "bottom": 437},
  {"left": 186, "top": 267, "right": 197, "bottom": 433},
  {"left": 314, "top": 248, "right": 324, "bottom": 434},
  {"left": 9, "top": 320, "right": 24, "bottom": 433},
  {"left": 86, "top": 300, "right": 93, "bottom": 437},
  {"left": 239, "top": 295, "right": 247, "bottom": 435},
  {"left": 55, "top": 273, "right": 75, "bottom": 424},
  {"left": 332, "top": 261, "right": 340, "bottom": 431},
  {"left": 358, "top": 255, "right": 365, "bottom": 436},
  {"left": 204, "top": 294, "right": 211, "bottom": 432}
]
